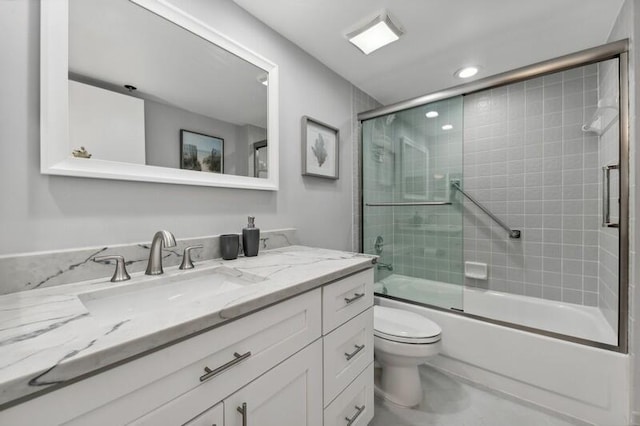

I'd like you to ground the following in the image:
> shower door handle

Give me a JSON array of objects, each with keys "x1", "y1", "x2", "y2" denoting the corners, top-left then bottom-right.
[{"x1": 602, "y1": 164, "x2": 620, "y2": 228}]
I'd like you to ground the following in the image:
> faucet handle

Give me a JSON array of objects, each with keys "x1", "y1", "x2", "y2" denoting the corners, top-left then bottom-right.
[
  {"x1": 259, "y1": 237, "x2": 269, "y2": 249},
  {"x1": 93, "y1": 255, "x2": 131, "y2": 282},
  {"x1": 179, "y1": 245, "x2": 203, "y2": 270}
]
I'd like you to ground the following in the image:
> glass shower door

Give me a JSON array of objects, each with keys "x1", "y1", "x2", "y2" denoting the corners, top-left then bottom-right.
[{"x1": 362, "y1": 96, "x2": 464, "y2": 311}]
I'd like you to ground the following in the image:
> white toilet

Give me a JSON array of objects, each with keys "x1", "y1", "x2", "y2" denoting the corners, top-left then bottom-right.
[{"x1": 373, "y1": 305, "x2": 442, "y2": 407}]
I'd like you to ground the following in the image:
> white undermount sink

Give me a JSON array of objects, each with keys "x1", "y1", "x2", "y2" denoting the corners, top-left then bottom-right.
[{"x1": 79, "y1": 266, "x2": 264, "y2": 321}]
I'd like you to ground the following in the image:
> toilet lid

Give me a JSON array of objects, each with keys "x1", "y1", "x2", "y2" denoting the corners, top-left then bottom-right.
[{"x1": 374, "y1": 305, "x2": 441, "y2": 344}]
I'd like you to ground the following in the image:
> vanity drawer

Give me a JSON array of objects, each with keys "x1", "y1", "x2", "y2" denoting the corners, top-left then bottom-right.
[
  {"x1": 324, "y1": 362, "x2": 374, "y2": 426},
  {"x1": 323, "y1": 307, "x2": 373, "y2": 405},
  {"x1": 322, "y1": 269, "x2": 373, "y2": 334},
  {"x1": 4, "y1": 289, "x2": 321, "y2": 426}
]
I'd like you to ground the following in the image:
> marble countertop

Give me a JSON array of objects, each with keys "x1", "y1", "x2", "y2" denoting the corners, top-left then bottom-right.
[{"x1": 0, "y1": 245, "x2": 375, "y2": 407}]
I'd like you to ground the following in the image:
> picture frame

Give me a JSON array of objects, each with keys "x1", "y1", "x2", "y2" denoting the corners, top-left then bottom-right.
[
  {"x1": 301, "y1": 116, "x2": 339, "y2": 179},
  {"x1": 180, "y1": 129, "x2": 224, "y2": 174}
]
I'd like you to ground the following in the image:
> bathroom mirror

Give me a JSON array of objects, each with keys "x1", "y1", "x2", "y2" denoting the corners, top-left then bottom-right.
[{"x1": 41, "y1": 0, "x2": 279, "y2": 190}]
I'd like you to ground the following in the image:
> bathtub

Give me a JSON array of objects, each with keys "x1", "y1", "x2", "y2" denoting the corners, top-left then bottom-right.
[
  {"x1": 375, "y1": 274, "x2": 629, "y2": 425},
  {"x1": 376, "y1": 274, "x2": 617, "y2": 345}
]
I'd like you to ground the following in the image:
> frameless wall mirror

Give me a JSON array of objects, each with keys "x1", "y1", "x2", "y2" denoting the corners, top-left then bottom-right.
[{"x1": 41, "y1": 0, "x2": 279, "y2": 190}]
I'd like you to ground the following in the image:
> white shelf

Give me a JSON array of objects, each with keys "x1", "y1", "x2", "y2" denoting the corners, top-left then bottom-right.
[{"x1": 582, "y1": 97, "x2": 618, "y2": 136}]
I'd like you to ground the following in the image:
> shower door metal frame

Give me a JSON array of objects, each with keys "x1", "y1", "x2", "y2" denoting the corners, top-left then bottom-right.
[{"x1": 359, "y1": 39, "x2": 630, "y2": 353}]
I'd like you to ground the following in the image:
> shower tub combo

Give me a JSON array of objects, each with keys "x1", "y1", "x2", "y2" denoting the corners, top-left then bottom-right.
[{"x1": 361, "y1": 40, "x2": 630, "y2": 425}]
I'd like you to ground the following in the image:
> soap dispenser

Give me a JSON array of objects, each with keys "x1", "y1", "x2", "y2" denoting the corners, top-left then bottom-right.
[{"x1": 242, "y1": 216, "x2": 260, "y2": 257}]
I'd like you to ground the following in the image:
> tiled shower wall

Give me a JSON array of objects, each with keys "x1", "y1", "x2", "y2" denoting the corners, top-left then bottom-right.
[
  {"x1": 362, "y1": 98, "x2": 464, "y2": 287},
  {"x1": 388, "y1": 100, "x2": 463, "y2": 285},
  {"x1": 361, "y1": 114, "x2": 395, "y2": 265},
  {"x1": 463, "y1": 64, "x2": 602, "y2": 306}
]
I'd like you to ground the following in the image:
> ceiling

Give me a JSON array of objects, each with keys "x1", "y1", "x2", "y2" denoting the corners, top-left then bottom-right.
[{"x1": 232, "y1": 0, "x2": 625, "y2": 105}]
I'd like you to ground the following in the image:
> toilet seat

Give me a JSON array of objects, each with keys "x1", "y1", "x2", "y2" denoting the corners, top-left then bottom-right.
[{"x1": 374, "y1": 305, "x2": 441, "y2": 344}]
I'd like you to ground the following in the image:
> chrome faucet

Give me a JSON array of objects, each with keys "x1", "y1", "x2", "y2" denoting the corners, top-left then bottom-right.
[
  {"x1": 145, "y1": 230, "x2": 177, "y2": 275},
  {"x1": 377, "y1": 262, "x2": 393, "y2": 271}
]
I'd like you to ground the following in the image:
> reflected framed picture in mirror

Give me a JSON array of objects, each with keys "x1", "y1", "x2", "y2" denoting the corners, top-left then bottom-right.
[
  {"x1": 301, "y1": 116, "x2": 339, "y2": 179},
  {"x1": 180, "y1": 130, "x2": 224, "y2": 173}
]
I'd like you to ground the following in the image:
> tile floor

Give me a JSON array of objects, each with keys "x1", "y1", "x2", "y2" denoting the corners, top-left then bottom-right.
[{"x1": 370, "y1": 365, "x2": 586, "y2": 426}]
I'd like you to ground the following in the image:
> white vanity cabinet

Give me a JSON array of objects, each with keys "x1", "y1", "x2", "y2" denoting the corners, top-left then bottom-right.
[{"x1": 0, "y1": 267, "x2": 374, "y2": 426}]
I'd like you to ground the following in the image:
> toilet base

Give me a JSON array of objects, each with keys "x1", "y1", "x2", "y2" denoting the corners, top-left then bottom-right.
[{"x1": 374, "y1": 364, "x2": 423, "y2": 407}]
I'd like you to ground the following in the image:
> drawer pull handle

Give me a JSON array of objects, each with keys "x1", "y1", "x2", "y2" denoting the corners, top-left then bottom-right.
[
  {"x1": 199, "y1": 351, "x2": 252, "y2": 382},
  {"x1": 344, "y1": 293, "x2": 364, "y2": 304},
  {"x1": 344, "y1": 344, "x2": 365, "y2": 361},
  {"x1": 345, "y1": 405, "x2": 365, "y2": 425},
  {"x1": 237, "y1": 402, "x2": 248, "y2": 426}
]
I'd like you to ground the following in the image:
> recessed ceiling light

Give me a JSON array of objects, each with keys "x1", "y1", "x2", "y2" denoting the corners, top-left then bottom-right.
[
  {"x1": 442, "y1": 124, "x2": 453, "y2": 130},
  {"x1": 425, "y1": 111, "x2": 439, "y2": 118},
  {"x1": 347, "y1": 12, "x2": 403, "y2": 55},
  {"x1": 454, "y1": 66, "x2": 479, "y2": 79}
]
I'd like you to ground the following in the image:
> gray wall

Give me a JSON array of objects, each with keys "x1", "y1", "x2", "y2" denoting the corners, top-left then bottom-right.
[
  {"x1": 0, "y1": 0, "x2": 361, "y2": 256},
  {"x1": 145, "y1": 99, "x2": 251, "y2": 176},
  {"x1": 351, "y1": 87, "x2": 381, "y2": 252}
]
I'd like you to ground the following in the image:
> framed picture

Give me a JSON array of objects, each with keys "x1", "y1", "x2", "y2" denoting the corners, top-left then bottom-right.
[
  {"x1": 301, "y1": 116, "x2": 339, "y2": 179},
  {"x1": 180, "y1": 129, "x2": 224, "y2": 173}
]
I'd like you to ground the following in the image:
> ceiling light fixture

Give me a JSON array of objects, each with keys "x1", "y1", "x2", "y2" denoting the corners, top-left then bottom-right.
[
  {"x1": 347, "y1": 12, "x2": 403, "y2": 55},
  {"x1": 442, "y1": 124, "x2": 453, "y2": 130},
  {"x1": 454, "y1": 66, "x2": 479, "y2": 79},
  {"x1": 425, "y1": 111, "x2": 439, "y2": 118}
]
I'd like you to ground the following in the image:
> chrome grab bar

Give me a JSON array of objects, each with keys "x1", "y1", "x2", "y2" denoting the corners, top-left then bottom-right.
[
  {"x1": 451, "y1": 180, "x2": 521, "y2": 239},
  {"x1": 365, "y1": 201, "x2": 452, "y2": 207},
  {"x1": 602, "y1": 164, "x2": 620, "y2": 228}
]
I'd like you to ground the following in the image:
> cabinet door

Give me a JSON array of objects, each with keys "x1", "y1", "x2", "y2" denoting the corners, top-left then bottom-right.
[
  {"x1": 224, "y1": 339, "x2": 322, "y2": 426},
  {"x1": 184, "y1": 402, "x2": 224, "y2": 426}
]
